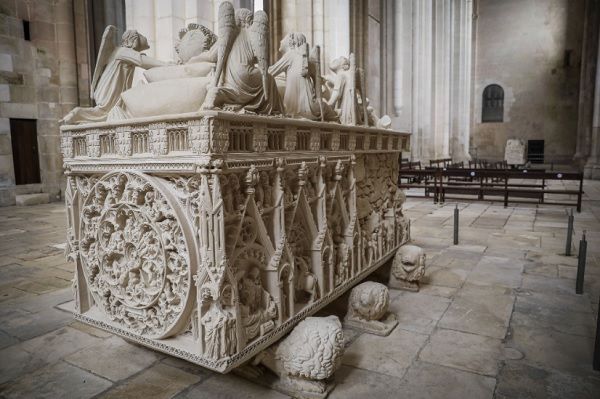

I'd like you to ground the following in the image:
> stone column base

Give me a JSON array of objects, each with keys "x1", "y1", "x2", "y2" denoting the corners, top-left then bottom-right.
[{"x1": 584, "y1": 163, "x2": 600, "y2": 179}]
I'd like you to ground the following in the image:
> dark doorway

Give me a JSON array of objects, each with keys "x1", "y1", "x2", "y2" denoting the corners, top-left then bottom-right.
[
  {"x1": 10, "y1": 119, "x2": 41, "y2": 185},
  {"x1": 527, "y1": 140, "x2": 544, "y2": 164}
]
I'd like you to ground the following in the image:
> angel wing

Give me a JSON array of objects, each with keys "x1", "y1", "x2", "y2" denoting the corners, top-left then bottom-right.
[
  {"x1": 91, "y1": 25, "x2": 117, "y2": 101},
  {"x1": 213, "y1": 1, "x2": 236, "y2": 87},
  {"x1": 249, "y1": 10, "x2": 270, "y2": 100}
]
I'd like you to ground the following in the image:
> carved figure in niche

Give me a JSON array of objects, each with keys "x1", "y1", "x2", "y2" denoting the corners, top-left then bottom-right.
[
  {"x1": 256, "y1": 171, "x2": 272, "y2": 210},
  {"x1": 268, "y1": 33, "x2": 337, "y2": 121},
  {"x1": 344, "y1": 281, "x2": 398, "y2": 336},
  {"x1": 200, "y1": 285, "x2": 236, "y2": 360},
  {"x1": 250, "y1": 316, "x2": 344, "y2": 397},
  {"x1": 239, "y1": 265, "x2": 277, "y2": 341},
  {"x1": 61, "y1": 26, "x2": 168, "y2": 124},
  {"x1": 294, "y1": 259, "x2": 319, "y2": 303},
  {"x1": 222, "y1": 175, "x2": 235, "y2": 214},
  {"x1": 389, "y1": 245, "x2": 426, "y2": 292},
  {"x1": 201, "y1": 2, "x2": 283, "y2": 114}
]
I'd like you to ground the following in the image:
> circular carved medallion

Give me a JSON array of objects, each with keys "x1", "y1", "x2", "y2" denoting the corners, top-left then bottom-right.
[{"x1": 79, "y1": 172, "x2": 194, "y2": 339}]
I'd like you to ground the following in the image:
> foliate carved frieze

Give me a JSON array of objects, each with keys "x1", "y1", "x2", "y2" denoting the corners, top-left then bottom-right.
[
  {"x1": 348, "y1": 133, "x2": 356, "y2": 151},
  {"x1": 331, "y1": 130, "x2": 340, "y2": 151},
  {"x1": 116, "y1": 126, "x2": 132, "y2": 156},
  {"x1": 87, "y1": 131, "x2": 100, "y2": 158},
  {"x1": 253, "y1": 123, "x2": 267, "y2": 153},
  {"x1": 309, "y1": 128, "x2": 320, "y2": 151},
  {"x1": 61, "y1": 130, "x2": 73, "y2": 158},
  {"x1": 284, "y1": 126, "x2": 297, "y2": 151},
  {"x1": 150, "y1": 123, "x2": 168, "y2": 155},
  {"x1": 189, "y1": 119, "x2": 207, "y2": 154}
]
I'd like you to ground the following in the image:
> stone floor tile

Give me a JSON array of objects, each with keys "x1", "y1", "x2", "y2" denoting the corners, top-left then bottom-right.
[
  {"x1": 0, "y1": 328, "x2": 19, "y2": 350},
  {"x1": 69, "y1": 321, "x2": 113, "y2": 338},
  {"x1": 0, "y1": 343, "x2": 48, "y2": 385},
  {"x1": 0, "y1": 307, "x2": 72, "y2": 341},
  {"x1": 520, "y1": 274, "x2": 576, "y2": 296},
  {"x1": 389, "y1": 291, "x2": 451, "y2": 334},
  {"x1": 400, "y1": 361, "x2": 496, "y2": 399},
  {"x1": 423, "y1": 265, "x2": 469, "y2": 288},
  {"x1": 419, "y1": 328, "x2": 503, "y2": 376},
  {"x1": 175, "y1": 372, "x2": 289, "y2": 399},
  {"x1": 495, "y1": 361, "x2": 600, "y2": 399},
  {"x1": 523, "y1": 261, "x2": 558, "y2": 278},
  {"x1": 467, "y1": 256, "x2": 524, "y2": 288},
  {"x1": 507, "y1": 324, "x2": 596, "y2": 376},
  {"x1": 20, "y1": 326, "x2": 101, "y2": 364},
  {"x1": 418, "y1": 283, "x2": 458, "y2": 298},
  {"x1": 438, "y1": 283, "x2": 515, "y2": 339},
  {"x1": 0, "y1": 361, "x2": 112, "y2": 399},
  {"x1": 64, "y1": 336, "x2": 163, "y2": 382},
  {"x1": 98, "y1": 363, "x2": 200, "y2": 399},
  {"x1": 342, "y1": 325, "x2": 428, "y2": 378},
  {"x1": 512, "y1": 291, "x2": 595, "y2": 338},
  {"x1": 329, "y1": 365, "x2": 406, "y2": 399}
]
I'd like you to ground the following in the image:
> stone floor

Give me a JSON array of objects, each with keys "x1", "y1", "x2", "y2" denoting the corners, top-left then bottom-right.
[{"x1": 1, "y1": 181, "x2": 600, "y2": 398}]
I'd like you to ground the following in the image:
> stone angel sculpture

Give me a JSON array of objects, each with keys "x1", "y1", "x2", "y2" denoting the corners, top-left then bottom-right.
[
  {"x1": 323, "y1": 54, "x2": 365, "y2": 126},
  {"x1": 268, "y1": 33, "x2": 338, "y2": 121},
  {"x1": 324, "y1": 54, "x2": 392, "y2": 128},
  {"x1": 200, "y1": 2, "x2": 283, "y2": 114},
  {"x1": 60, "y1": 26, "x2": 168, "y2": 125}
]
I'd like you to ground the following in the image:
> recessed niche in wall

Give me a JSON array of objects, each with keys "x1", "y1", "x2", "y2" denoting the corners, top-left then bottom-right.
[
  {"x1": 482, "y1": 84, "x2": 504, "y2": 123},
  {"x1": 527, "y1": 140, "x2": 544, "y2": 164},
  {"x1": 10, "y1": 119, "x2": 41, "y2": 185}
]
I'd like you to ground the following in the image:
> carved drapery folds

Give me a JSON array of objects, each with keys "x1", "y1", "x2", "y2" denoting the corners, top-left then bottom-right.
[{"x1": 62, "y1": 113, "x2": 409, "y2": 373}]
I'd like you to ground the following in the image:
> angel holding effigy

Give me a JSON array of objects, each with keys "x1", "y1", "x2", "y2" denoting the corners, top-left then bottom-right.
[
  {"x1": 200, "y1": 2, "x2": 283, "y2": 115},
  {"x1": 60, "y1": 26, "x2": 169, "y2": 125}
]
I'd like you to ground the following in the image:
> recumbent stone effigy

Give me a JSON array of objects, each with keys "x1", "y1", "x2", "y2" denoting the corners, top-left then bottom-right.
[{"x1": 60, "y1": 1, "x2": 411, "y2": 389}]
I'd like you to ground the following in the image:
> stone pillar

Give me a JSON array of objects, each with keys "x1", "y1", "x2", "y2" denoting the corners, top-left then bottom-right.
[
  {"x1": 392, "y1": 0, "x2": 413, "y2": 133},
  {"x1": 393, "y1": 0, "x2": 473, "y2": 162},
  {"x1": 411, "y1": 0, "x2": 434, "y2": 161},
  {"x1": 432, "y1": 0, "x2": 452, "y2": 159},
  {"x1": 575, "y1": 0, "x2": 600, "y2": 167},
  {"x1": 449, "y1": 0, "x2": 473, "y2": 161},
  {"x1": 584, "y1": 22, "x2": 600, "y2": 179}
]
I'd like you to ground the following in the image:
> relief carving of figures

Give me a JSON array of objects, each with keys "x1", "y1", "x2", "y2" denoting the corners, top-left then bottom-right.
[
  {"x1": 238, "y1": 265, "x2": 277, "y2": 342},
  {"x1": 268, "y1": 33, "x2": 337, "y2": 121},
  {"x1": 201, "y1": 2, "x2": 283, "y2": 114},
  {"x1": 199, "y1": 284, "x2": 236, "y2": 360},
  {"x1": 78, "y1": 172, "x2": 192, "y2": 338},
  {"x1": 61, "y1": 27, "x2": 168, "y2": 124}
]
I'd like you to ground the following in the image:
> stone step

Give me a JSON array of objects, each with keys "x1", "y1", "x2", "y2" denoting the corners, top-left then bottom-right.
[{"x1": 15, "y1": 193, "x2": 50, "y2": 206}]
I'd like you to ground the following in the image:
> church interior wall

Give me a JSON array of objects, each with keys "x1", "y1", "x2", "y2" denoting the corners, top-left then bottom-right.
[
  {"x1": 471, "y1": 0, "x2": 585, "y2": 163},
  {"x1": 0, "y1": 0, "x2": 78, "y2": 206}
]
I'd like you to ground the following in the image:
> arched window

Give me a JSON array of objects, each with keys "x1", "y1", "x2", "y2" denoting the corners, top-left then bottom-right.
[{"x1": 482, "y1": 84, "x2": 504, "y2": 123}]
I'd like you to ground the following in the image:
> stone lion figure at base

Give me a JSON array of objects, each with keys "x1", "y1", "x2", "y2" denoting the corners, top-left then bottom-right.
[
  {"x1": 389, "y1": 244, "x2": 426, "y2": 292},
  {"x1": 256, "y1": 316, "x2": 344, "y2": 396},
  {"x1": 344, "y1": 281, "x2": 398, "y2": 336}
]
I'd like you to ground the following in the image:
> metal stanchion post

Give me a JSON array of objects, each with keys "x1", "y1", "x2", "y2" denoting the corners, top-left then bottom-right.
[
  {"x1": 594, "y1": 295, "x2": 600, "y2": 371},
  {"x1": 566, "y1": 208, "x2": 574, "y2": 256},
  {"x1": 453, "y1": 204, "x2": 459, "y2": 245},
  {"x1": 575, "y1": 230, "x2": 587, "y2": 295}
]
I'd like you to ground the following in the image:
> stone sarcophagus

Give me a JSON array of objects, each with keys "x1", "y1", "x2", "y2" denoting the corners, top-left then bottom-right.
[{"x1": 61, "y1": 111, "x2": 410, "y2": 372}]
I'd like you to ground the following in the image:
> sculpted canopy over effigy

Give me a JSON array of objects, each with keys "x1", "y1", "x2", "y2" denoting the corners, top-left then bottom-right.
[{"x1": 61, "y1": 2, "x2": 410, "y2": 374}]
